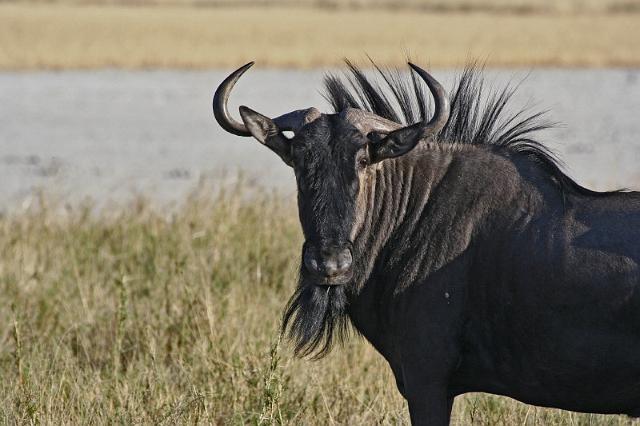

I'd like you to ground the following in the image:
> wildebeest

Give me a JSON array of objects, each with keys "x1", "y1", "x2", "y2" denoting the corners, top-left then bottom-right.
[{"x1": 213, "y1": 61, "x2": 640, "y2": 425}]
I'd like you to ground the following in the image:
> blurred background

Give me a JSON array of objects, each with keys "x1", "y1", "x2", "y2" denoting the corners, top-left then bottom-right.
[
  {"x1": 1, "y1": 0, "x2": 640, "y2": 210},
  {"x1": 1, "y1": 0, "x2": 639, "y2": 424}
]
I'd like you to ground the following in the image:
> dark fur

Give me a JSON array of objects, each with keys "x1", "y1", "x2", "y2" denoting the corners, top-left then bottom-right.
[
  {"x1": 282, "y1": 276, "x2": 350, "y2": 359},
  {"x1": 282, "y1": 115, "x2": 363, "y2": 357},
  {"x1": 285, "y1": 63, "x2": 621, "y2": 360},
  {"x1": 267, "y1": 62, "x2": 640, "y2": 424}
]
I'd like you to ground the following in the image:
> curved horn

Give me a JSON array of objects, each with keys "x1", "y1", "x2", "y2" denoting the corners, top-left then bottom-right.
[
  {"x1": 370, "y1": 63, "x2": 450, "y2": 162},
  {"x1": 214, "y1": 63, "x2": 318, "y2": 137},
  {"x1": 408, "y1": 62, "x2": 450, "y2": 137},
  {"x1": 213, "y1": 62, "x2": 254, "y2": 137}
]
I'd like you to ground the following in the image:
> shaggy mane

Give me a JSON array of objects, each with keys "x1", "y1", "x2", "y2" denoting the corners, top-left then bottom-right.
[{"x1": 323, "y1": 60, "x2": 620, "y2": 197}]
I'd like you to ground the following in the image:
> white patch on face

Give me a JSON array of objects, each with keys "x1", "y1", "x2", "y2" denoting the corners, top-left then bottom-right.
[{"x1": 350, "y1": 166, "x2": 375, "y2": 241}]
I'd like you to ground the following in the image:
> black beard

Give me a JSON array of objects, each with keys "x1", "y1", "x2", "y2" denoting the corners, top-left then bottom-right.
[{"x1": 282, "y1": 272, "x2": 351, "y2": 359}]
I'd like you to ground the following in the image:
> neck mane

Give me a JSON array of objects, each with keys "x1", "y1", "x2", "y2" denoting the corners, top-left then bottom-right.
[{"x1": 324, "y1": 60, "x2": 622, "y2": 201}]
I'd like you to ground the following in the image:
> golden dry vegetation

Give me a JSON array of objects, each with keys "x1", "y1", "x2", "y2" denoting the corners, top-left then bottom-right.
[
  {"x1": 8, "y1": 0, "x2": 640, "y2": 14},
  {"x1": 1, "y1": 185, "x2": 638, "y2": 424},
  {"x1": 0, "y1": 3, "x2": 639, "y2": 69}
]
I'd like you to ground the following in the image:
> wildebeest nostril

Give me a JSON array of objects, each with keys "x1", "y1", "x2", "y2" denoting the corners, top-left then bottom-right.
[
  {"x1": 336, "y1": 248, "x2": 353, "y2": 272},
  {"x1": 303, "y1": 249, "x2": 320, "y2": 274}
]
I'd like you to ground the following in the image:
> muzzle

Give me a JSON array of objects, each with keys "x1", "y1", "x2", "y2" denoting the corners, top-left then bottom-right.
[{"x1": 302, "y1": 240, "x2": 354, "y2": 285}]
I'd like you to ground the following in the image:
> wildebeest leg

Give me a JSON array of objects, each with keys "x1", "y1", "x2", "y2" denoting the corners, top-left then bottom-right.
[
  {"x1": 395, "y1": 270, "x2": 466, "y2": 425},
  {"x1": 446, "y1": 396, "x2": 455, "y2": 423},
  {"x1": 406, "y1": 385, "x2": 452, "y2": 426},
  {"x1": 402, "y1": 363, "x2": 453, "y2": 425}
]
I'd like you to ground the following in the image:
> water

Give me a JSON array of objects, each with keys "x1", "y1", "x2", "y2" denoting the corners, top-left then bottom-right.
[{"x1": 1, "y1": 68, "x2": 639, "y2": 211}]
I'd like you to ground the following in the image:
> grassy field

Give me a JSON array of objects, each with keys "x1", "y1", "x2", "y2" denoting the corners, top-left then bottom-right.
[
  {"x1": 1, "y1": 3, "x2": 639, "y2": 69},
  {"x1": 1, "y1": 183, "x2": 638, "y2": 424}
]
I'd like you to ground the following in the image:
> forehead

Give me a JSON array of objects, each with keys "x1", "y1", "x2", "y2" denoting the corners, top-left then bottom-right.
[{"x1": 294, "y1": 114, "x2": 367, "y2": 150}]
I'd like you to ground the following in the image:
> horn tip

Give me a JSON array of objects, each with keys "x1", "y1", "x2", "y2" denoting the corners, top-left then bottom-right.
[{"x1": 407, "y1": 62, "x2": 426, "y2": 75}]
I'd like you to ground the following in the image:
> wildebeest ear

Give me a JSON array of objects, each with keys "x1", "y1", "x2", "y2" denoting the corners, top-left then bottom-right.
[
  {"x1": 239, "y1": 106, "x2": 293, "y2": 166},
  {"x1": 369, "y1": 126, "x2": 424, "y2": 163}
]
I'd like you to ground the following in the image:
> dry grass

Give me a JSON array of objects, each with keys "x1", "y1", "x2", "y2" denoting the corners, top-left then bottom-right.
[
  {"x1": 1, "y1": 3, "x2": 639, "y2": 70},
  {"x1": 1, "y1": 183, "x2": 638, "y2": 424},
  {"x1": 8, "y1": 0, "x2": 640, "y2": 14}
]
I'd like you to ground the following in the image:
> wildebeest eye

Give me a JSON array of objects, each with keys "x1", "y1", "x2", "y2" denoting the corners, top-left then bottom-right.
[{"x1": 358, "y1": 157, "x2": 369, "y2": 169}]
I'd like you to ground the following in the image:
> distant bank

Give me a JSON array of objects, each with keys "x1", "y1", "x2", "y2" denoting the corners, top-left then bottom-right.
[{"x1": 0, "y1": 4, "x2": 639, "y2": 70}]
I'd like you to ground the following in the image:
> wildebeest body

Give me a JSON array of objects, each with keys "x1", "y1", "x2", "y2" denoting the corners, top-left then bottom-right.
[
  {"x1": 345, "y1": 144, "x2": 640, "y2": 419},
  {"x1": 213, "y1": 61, "x2": 640, "y2": 424}
]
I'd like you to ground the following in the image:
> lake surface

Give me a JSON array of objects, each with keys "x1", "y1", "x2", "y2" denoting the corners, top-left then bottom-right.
[{"x1": 1, "y1": 68, "x2": 639, "y2": 211}]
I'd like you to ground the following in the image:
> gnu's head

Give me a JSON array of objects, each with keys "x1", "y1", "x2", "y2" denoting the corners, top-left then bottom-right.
[
  {"x1": 214, "y1": 62, "x2": 449, "y2": 285},
  {"x1": 213, "y1": 61, "x2": 449, "y2": 357}
]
